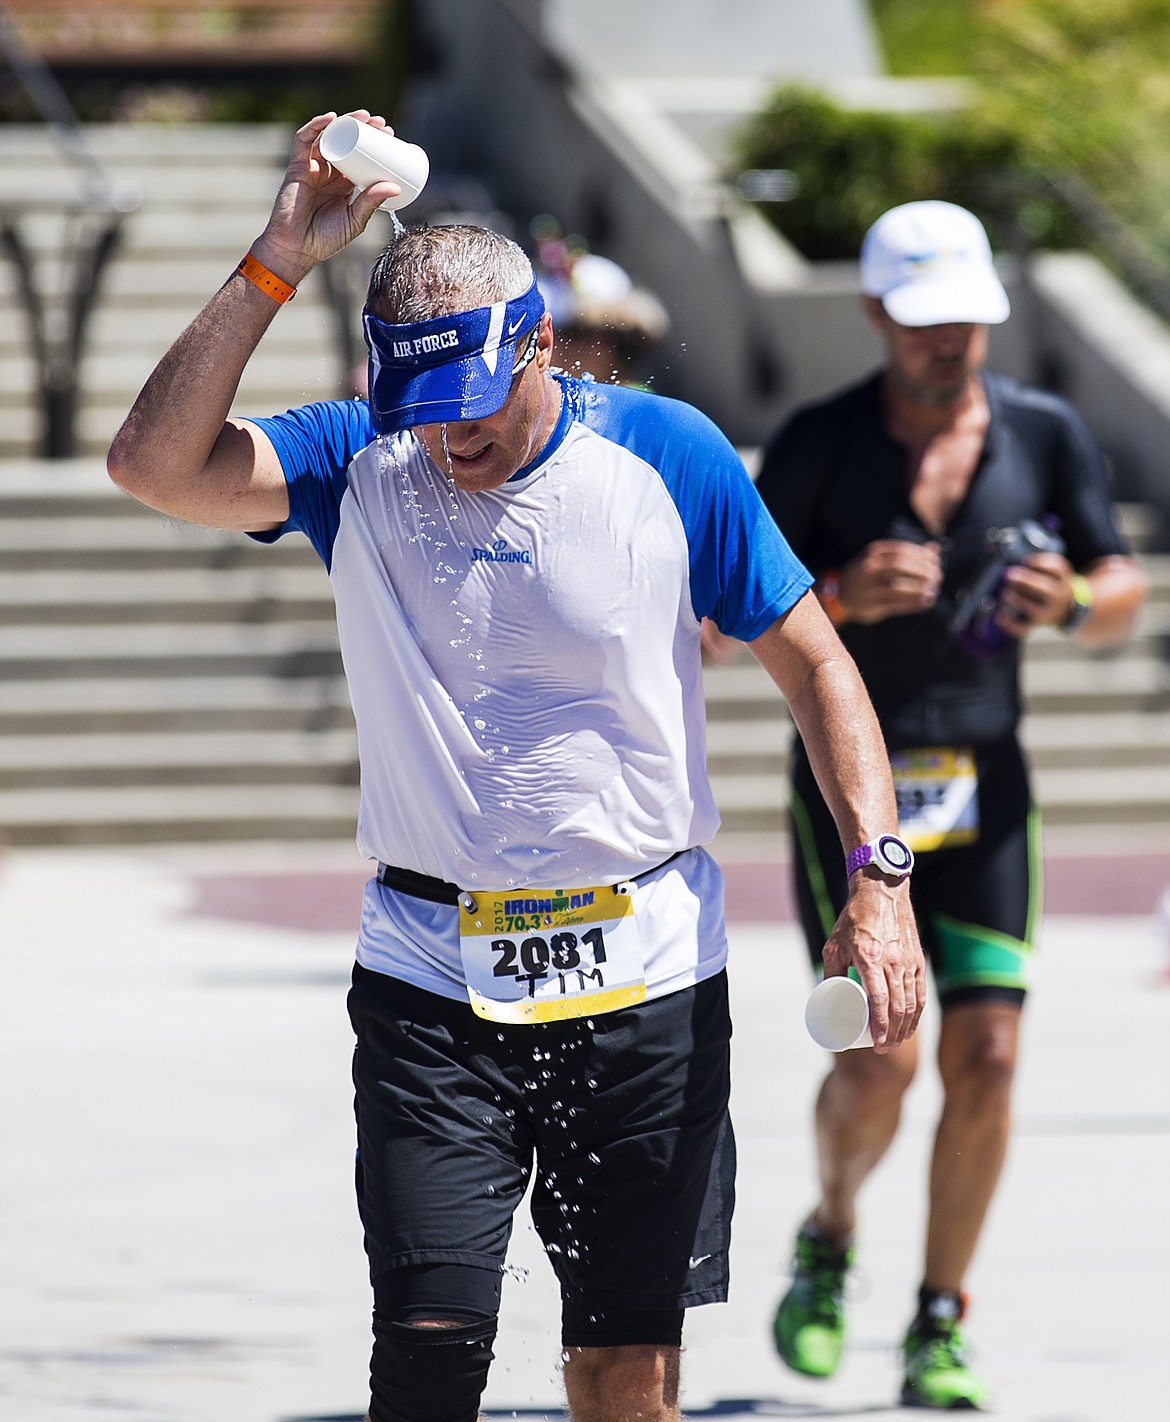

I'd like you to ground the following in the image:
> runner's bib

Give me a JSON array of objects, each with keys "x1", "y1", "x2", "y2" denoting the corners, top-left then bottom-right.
[
  {"x1": 458, "y1": 881, "x2": 647, "y2": 1023},
  {"x1": 890, "y1": 746, "x2": 979, "y2": 853}
]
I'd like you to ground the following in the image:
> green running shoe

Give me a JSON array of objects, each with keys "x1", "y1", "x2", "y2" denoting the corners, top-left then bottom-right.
[
  {"x1": 900, "y1": 1313, "x2": 990, "y2": 1410},
  {"x1": 772, "y1": 1223, "x2": 854, "y2": 1378}
]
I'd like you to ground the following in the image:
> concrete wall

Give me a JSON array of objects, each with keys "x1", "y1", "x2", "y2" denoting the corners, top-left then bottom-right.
[
  {"x1": 542, "y1": 0, "x2": 882, "y2": 79},
  {"x1": 1024, "y1": 253, "x2": 1170, "y2": 522}
]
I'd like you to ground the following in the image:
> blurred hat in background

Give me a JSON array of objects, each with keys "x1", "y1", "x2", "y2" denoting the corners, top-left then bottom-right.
[
  {"x1": 860, "y1": 200, "x2": 1010, "y2": 327},
  {"x1": 532, "y1": 216, "x2": 670, "y2": 347}
]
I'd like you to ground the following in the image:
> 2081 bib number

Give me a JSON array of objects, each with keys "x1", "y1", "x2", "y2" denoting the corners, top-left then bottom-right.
[
  {"x1": 459, "y1": 886, "x2": 644, "y2": 1024},
  {"x1": 492, "y1": 926, "x2": 607, "y2": 977}
]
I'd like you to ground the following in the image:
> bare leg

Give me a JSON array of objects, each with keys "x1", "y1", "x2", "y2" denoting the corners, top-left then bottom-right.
[
  {"x1": 562, "y1": 1344, "x2": 680, "y2": 1422},
  {"x1": 923, "y1": 1000, "x2": 1021, "y2": 1291},
  {"x1": 810, "y1": 1033, "x2": 919, "y2": 1243}
]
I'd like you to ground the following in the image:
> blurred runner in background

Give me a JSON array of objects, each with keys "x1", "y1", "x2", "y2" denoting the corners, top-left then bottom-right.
[{"x1": 756, "y1": 199, "x2": 1147, "y2": 1410}]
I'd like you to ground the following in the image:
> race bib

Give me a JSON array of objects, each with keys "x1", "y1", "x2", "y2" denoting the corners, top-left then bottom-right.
[
  {"x1": 891, "y1": 746, "x2": 980, "y2": 853},
  {"x1": 458, "y1": 881, "x2": 646, "y2": 1024}
]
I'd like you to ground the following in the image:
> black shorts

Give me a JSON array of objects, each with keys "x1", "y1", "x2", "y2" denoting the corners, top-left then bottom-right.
[
  {"x1": 789, "y1": 736, "x2": 1040, "y2": 1007},
  {"x1": 347, "y1": 965, "x2": 735, "y2": 1316}
]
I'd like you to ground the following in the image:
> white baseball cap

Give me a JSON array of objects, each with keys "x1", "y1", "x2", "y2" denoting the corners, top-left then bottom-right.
[{"x1": 860, "y1": 200, "x2": 1010, "y2": 327}]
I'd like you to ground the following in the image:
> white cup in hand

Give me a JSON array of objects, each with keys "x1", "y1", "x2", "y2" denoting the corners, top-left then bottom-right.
[
  {"x1": 318, "y1": 115, "x2": 429, "y2": 212},
  {"x1": 805, "y1": 976, "x2": 873, "y2": 1052}
]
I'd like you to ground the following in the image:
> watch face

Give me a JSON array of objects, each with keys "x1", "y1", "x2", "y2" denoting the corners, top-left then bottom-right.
[{"x1": 877, "y1": 835, "x2": 913, "y2": 873}]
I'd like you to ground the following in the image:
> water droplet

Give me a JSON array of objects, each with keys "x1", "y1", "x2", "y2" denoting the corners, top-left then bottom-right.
[{"x1": 588, "y1": 1151, "x2": 601, "y2": 1164}]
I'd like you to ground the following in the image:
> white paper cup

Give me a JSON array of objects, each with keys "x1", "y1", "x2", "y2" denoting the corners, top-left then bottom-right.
[
  {"x1": 318, "y1": 115, "x2": 429, "y2": 212},
  {"x1": 805, "y1": 976, "x2": 873, "y2": 1052}
]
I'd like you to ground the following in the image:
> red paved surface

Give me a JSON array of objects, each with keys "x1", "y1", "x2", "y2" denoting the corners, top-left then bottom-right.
[{"x1": 188, "y1": 851, "x2": 1170, "y2": 933}]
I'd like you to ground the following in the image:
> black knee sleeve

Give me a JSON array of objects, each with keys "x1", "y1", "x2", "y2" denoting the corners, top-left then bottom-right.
[{"x1": 368, "y1": 1316, "x2": 496, "y2": 1422}]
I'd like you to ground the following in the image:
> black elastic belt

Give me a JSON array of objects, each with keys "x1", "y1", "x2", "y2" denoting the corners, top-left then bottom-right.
[
  {"x1": 377, "y1": 852, "x2": 685, "y2": 905},
  {"x1": 376, "y1": 862, "x2": 462, "y2": 904}
]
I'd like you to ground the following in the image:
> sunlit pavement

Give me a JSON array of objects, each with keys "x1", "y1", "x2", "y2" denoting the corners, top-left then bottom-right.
[{"x1": 1, "y1": 840, "x2": 1167, "y2": 1421}]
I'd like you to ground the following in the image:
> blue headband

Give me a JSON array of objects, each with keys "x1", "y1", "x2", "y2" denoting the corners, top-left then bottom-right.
[{"x1": 363, "y1": 276, "x2": 546, "y2": 435}]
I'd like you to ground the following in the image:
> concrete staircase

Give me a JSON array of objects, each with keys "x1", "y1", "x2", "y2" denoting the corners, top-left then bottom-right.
[
  {"x1": 1, "y1": 460, "x2": 1167, "y2": 846},
  {"x1": 0, "y1": 458, "x2": 359, "y2": 844},
  {"x1": 0, "y1": 123, "x2": 382, "y2": 460}
]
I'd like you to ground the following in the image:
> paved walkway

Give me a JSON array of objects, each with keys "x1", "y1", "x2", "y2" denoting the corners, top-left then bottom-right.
[{"x1": 1, "y1": 841, "x2": 1167, "y2": 1421}]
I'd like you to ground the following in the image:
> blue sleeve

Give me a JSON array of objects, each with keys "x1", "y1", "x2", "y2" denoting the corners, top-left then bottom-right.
[
  {"x1": 246, "y1": 399, "x2": 375, "y2": 571},
  {"x1": 580, "y1": 384, "x2": 813, "y2": 640}
]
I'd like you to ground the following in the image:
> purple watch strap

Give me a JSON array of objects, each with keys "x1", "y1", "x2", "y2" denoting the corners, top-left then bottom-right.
[{"x1": 845, "y1": 843, "x2": 873, "y2": 877}]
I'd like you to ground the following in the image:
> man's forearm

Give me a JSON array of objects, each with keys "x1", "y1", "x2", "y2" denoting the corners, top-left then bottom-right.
[
  {"x1": 787, "y1": 646, "x2": 898, "y2": 856},
  {"x1": 1078, "y1": 555, "x2": 1149, "y2": 648},
  {"x1": 748, "y1": 601, "x2": 924, "y2": 1048},
  {"x1": 749, "y1": 601, "x2": 897, "y2": 855},
  {"x1": 107, "y1": 267, "x2": 284, "y2": 513}
]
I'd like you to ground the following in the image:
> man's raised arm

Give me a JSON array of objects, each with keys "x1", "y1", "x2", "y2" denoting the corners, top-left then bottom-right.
[
  {"x1": 107, "y1": 111, "x2": 398, "y2": 531},
  {"x1": 748, "y1": 592, "x2": 927, "y2": 1052}
]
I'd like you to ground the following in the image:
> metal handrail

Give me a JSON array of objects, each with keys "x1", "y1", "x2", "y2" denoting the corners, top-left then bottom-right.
[
  {"x1": 0, "y1": 3, "x2": 139, "y2": 458},
  {"x1": 980, "y1": 167, "x2": 1170, "y2": 329}
]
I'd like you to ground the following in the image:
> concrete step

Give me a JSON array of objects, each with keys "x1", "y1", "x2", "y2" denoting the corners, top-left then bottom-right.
[
  {"x1": 0, "y1": 729, "x2": 357, "y2": 790},
  {"x1": 1022, "y1": 710, "x2": 1170, "y2": 761},
  {"x1": 74, "y1": 346, "x2": 346, "y2": 400},
  {"x1": 0, "y1": 783, "x2": 361, "y2": 846},
  {"x1": 0, "y1": 621, "x2": 343, "y2": 681},
  {"x1": 0, "y1": 567, "x2": 334, "y2": 624},
  {"x1": 704, "y1": 646, "x2": 1170, "y2": 719},
  {"x1": 704, "y1": 711, "x2": 1170, "y2": 780},
  {"x1": 0, "y1": 517, "x2": 320, "y2": 570},
  {"x1": 1032, "y1": 764, "x2": 1170, "y2": 823},
  {"x1": 0, "y1": 676, "x2": 354, "y2": 735},
  {"x1": 0, "y1": 458, "x2": 153, "y2": 505},
  {"x1": 708, "y1": 762, "x2": 1170, "y2": 833},
  {"x1": 1022, "y1": 656, "x2": 1170, "y2": 712}
]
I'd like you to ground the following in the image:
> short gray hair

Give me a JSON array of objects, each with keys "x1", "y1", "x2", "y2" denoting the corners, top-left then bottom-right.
[{"x1": 366, "y1": 224, "x2": 533, "y2": 323}]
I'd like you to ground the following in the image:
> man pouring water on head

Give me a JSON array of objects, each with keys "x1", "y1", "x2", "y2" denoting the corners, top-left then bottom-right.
[{"x1": 108, "y1": 111, "x2": 925, "y2": 1422}]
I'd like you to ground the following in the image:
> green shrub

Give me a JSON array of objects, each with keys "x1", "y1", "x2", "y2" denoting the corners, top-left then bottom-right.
[{"x1": 732, "y1": 86, "x2": 1075, "y2": 260}]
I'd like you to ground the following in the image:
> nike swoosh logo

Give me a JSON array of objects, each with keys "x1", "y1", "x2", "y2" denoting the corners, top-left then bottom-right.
[
  {"x1": 689, "y1": 1254, "x2": 712, "y2": 1269},
  {"x1": 506, "y1": 314, "x2": 526, "y2": 336}
]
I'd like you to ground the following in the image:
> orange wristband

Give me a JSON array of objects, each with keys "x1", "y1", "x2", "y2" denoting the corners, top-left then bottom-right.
[
  {"x1": 816, "y1": 571, "x2": 848, "y2": 627},
  {"x1": 236, "y1": 252, "x2": 297, "y2": 304}
]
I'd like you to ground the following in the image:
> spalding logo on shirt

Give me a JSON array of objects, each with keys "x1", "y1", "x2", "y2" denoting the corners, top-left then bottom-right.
[{"x1": 471, "y1": 538, "x2": 532, "y2": 565}]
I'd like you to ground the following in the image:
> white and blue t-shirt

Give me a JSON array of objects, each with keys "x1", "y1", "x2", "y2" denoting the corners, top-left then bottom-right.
[{"x1": 251, "y1": 375, "x2": 811, "y2": 1001}]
